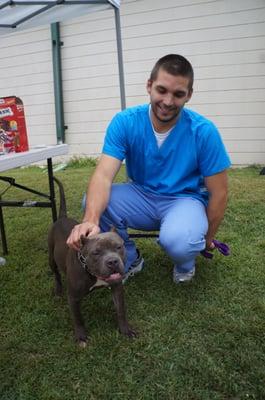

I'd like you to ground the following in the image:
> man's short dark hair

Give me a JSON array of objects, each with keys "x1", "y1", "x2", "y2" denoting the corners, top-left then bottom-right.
[{"x1": 150, "y1": 54, "x2": 194, "y2": 90}]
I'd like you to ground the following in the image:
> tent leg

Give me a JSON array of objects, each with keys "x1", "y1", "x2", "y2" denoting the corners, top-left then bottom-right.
[
  {"x1": 114, "y1": 7, "x2": 126, "y2": 111},
  {"x1": 51, "y1": 22, "x2": 66, "y2": 144}
]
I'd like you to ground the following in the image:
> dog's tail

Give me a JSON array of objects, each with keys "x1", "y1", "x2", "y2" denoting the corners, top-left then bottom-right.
[{"x1": 53, "y1": 176, "x2": 67, "y2": 219}]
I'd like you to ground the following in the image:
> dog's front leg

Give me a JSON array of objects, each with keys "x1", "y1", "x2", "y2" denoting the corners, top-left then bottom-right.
[
  {"x1": 68, "y1": 294, "x2": 88, "y2": 347},
  {"x1": 111, "y1": 284, "x2": 137, "y2": 338}
]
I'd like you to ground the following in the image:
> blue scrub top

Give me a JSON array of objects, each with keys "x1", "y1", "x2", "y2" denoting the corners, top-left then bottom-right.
[{"x1": 102, "y1": 104, "x2": 231, "y2": 205}]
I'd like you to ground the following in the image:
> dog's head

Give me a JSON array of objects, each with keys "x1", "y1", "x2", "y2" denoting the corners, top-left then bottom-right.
[{"x1": 79, "y1": 231, "x2": 126, "y2": 284}]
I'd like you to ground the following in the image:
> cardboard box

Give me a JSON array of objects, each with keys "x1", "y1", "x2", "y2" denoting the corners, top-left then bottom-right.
[{"x1": 0, "y1": 96, "x2": 29, "y2": 153}]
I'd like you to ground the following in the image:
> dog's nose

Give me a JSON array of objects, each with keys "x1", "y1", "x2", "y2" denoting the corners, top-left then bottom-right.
[{"x1": 106, "y1": 258, "x2": 119, "y2": 271}]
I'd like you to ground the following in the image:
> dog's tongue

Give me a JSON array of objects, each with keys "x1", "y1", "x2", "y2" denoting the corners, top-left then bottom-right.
[{"x1": 100, "y1": 273, "x2": 122, "y2": 282}]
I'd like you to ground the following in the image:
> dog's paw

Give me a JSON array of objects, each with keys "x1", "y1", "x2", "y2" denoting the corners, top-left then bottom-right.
[
  {"x1": 127, "y1": 327, "x2": 138, "y2": 338},
  {"x1": 120, "y1": 325, "x2": 138, "y2": 338},
  {"x1": 78, "y1": 340, "x2": 88, "y2": 349},
  {"x1": 75, "y1": 328, "x2": 88, "y2": 347}
]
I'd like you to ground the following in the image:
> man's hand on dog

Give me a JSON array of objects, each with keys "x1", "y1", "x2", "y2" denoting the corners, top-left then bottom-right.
[{"x1": 67, "y1": 221, "x2": 100, "y2": 250}]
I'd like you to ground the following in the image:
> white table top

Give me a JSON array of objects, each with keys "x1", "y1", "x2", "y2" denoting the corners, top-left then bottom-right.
[{"x1": 0, "y1": 144, "x2": 68, "y2": 172}]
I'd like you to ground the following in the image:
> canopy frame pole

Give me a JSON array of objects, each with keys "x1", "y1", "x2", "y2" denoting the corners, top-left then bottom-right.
[
  {"x1": 51, "y1": 22, "x2": 65, "y2": 143},
  {"x1": 114, "y1": 6, "x2": 126, "y2": 110}
]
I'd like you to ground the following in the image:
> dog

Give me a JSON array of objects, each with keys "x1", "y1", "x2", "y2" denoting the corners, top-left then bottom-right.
[{"x1": 48, "y1": 177, "x2": 136, "y2": 347}]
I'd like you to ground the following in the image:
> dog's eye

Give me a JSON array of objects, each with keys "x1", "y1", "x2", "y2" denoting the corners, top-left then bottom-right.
[
  {"x1": 92, "y1": 251, "x2": 100, "y2": 256},
  {"x1": 116, "y1": 245, "x2": 122, "y2": 250}
]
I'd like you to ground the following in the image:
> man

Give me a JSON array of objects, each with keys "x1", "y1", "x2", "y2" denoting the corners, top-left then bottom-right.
[{"x1": 67, "y1": 54, "x2": 231, "y2": 284}]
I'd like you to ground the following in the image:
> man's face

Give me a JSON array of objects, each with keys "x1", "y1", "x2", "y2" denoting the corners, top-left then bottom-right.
[{"x1": 147, "y1": 68, "x2": 193, "y2": 125}]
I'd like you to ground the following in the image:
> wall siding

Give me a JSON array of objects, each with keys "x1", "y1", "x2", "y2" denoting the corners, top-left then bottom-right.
[
  {"x1": 0, "y1": 26, "x2": 56, "y2": 147},
  {"x1": 0, "y1": 0, "x2": 264, "y2": 164}
]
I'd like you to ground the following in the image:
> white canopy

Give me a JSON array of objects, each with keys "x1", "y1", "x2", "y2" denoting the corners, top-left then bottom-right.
[
  {"x1": 0, "y1": 0, "x2": 126, "y2": 138},
  {"x1": 0, "y1": 0, "x2": 120, "y2": 35}
]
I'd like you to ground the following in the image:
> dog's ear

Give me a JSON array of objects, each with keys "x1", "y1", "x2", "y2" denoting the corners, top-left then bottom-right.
[
  {"x1": 110, "y1": 226, "x2": 123, "y2": 241},
  {"x1": 110, "y1": 225, "x2": 117, "y2": 233},
  {"x1": 80, "y1": 234, "x2": 89, "y2": 246}
]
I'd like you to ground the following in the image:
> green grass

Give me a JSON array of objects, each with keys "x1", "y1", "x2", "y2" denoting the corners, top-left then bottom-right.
[{"x1": 0, "y1": 164, "x2": 265, "y2": 400}]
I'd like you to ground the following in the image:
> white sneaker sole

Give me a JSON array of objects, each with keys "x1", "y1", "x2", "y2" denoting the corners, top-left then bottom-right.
[
  {"x1": 173, "y1": 268, "x2": 195, "y2": 284},
  {"x1": 123, "y1": 258, "x2": 144, "y2": 283}
]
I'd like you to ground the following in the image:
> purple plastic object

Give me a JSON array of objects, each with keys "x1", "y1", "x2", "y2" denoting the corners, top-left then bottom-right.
[{"x1": 201, "y1": 239, "x2": 230, "y2": 259}]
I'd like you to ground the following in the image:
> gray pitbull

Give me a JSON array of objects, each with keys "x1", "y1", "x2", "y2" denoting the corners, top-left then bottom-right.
[{"x1": 48, "y1": 177, "x2": 136, "y2": 347}]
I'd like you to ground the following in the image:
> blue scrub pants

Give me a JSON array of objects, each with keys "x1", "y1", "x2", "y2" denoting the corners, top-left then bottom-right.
[{"x1": 84, "y1": 183, "x2": 208, "y2": 273}]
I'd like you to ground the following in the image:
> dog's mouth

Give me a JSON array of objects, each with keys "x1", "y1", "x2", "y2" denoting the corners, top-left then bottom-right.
[{"x1": 97, "y1": 272, "x2": 123, "y2": 283}]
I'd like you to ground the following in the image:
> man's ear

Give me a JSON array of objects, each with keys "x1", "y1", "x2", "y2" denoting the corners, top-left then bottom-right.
[
  {"x1": 186, "y1": 88, "x2": 193, "y2": 103},
  {"x1": 146, "y1": 79, "x2": 152, "y2": 95}
]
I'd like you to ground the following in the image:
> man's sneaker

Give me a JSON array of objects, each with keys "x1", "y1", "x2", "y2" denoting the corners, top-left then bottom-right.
[
  {"x1": 173, "y1": 265, "x2": 195, "y2": 284},
  {"x1": 123, "y1": 250, "x2": 144, "y2": 283}
]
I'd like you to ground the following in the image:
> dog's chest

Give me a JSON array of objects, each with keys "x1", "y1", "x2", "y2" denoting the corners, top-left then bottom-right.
[{"x1": 89, "y1": 278, "x2": 110, "y2": 292}]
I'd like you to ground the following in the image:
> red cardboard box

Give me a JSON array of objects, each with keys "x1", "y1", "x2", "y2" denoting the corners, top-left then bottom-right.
[{"x1": 0, "y1": 96, "x2": 29, "y2": 153}]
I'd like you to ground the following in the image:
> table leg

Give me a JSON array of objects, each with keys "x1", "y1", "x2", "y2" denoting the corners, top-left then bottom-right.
[
  {"x1": 0, "y1": 198, "x2": 8, "y2": 255},
  {"x1": 47, "y1": 158, "x2": 57, "y2": 222}
]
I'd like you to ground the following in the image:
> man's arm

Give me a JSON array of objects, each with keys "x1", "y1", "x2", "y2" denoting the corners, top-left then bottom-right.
[
  {"x1": 204, "y1": 170, "x2": 228, "y2": 250},
  {"x1": 67, "y1": 154, "x2": 122, "y2": 250}
]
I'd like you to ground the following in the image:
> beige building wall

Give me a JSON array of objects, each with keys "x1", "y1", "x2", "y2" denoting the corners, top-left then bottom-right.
[
  {"x1": 0, "y1": 26, "x2": 56, "y2": 145},
  {"x1": 0, "y1": 0, "x2": 264, "y2": 165}
]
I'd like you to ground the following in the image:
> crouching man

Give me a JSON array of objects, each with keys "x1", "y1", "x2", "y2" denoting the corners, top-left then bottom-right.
[{"x1": 67, "y1": 54, "x2": 231, "y2": 284}]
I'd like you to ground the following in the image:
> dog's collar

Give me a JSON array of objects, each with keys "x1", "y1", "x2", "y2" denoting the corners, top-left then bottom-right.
[
  {"x1": 78, "y1": 251, "x2": 90, "y2": 273},
  {"x1": 77, "y1": 251, "x2": 110, "y2": 290}
]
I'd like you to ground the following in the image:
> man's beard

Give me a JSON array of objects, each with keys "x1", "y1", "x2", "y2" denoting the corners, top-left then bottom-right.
[{"x1": 151, "y1": 103, "x2": 181, "y2": 124}]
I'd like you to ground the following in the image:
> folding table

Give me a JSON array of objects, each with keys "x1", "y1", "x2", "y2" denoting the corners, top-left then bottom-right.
[{"x1": 0, "y1": 144, "x2": 68, "y2": 254}]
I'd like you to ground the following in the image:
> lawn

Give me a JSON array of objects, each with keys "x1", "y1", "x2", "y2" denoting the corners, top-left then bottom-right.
[{"x1": 0, "y1": 162, "x2": 265, "y2": 400}]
